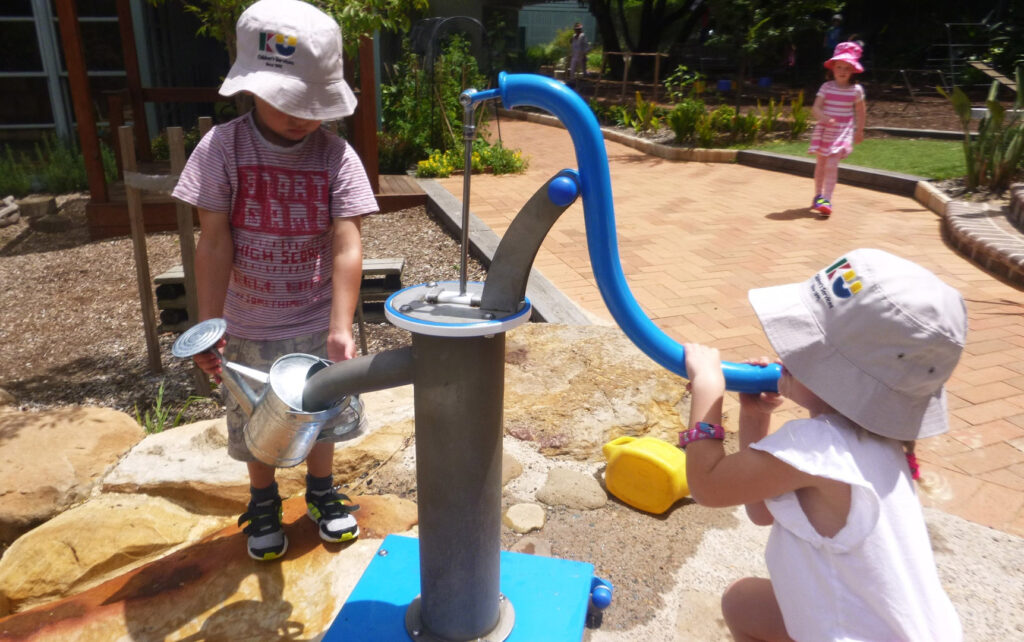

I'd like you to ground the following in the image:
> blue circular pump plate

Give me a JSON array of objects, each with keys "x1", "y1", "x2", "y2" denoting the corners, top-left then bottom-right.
[{"x1": 385, "y1": 281, "x2": 532, "y2": 338}]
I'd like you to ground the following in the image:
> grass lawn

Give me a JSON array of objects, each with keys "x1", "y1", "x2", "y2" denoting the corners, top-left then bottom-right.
[{"x1": 744, "y1": 138, "x2": 965, "y2": 180}]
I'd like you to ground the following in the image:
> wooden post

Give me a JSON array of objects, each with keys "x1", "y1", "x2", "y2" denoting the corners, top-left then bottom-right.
[
  {"x1": 346, "y1": 35, "x2": 379, "y2": 193},
  {"x1": 198, "y1": 116, "x2": 213, "y2": 138},
  {"x1": 118, "y1": 125, "x2": 163, "y2": 373},
  {"x1": 167, "y1": 127, "x2": 208, "y2": 392},
  {"x1": 54, "y1": 0, "x2": 108, "y2": 202}
]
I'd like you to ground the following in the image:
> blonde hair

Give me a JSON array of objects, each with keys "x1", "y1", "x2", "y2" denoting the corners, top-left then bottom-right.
[{"x1": 902, "y1": 440, "x2": 951, "y2": 500}]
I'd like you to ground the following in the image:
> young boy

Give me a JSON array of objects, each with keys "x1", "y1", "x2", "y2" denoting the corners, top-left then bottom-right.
[{"x1": 172, "y1": 0, "x2": 379, "y2": 561}]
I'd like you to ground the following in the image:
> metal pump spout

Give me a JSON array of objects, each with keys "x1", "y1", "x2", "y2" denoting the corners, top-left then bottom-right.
[{"x1": 301, "y1": 347, "x2": 415, "y2": 412}]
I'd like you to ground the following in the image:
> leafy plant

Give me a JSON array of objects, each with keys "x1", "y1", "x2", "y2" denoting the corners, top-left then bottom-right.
[
  {"x1": 695, "y1": 114, "x2": 716, "y2": 148},
  {"x1": 609, "y1": 104, "x2": 634, "y2": 129},
  {"x1": 416, "y1": 149, "x2": 455, "y2": 178},
  {"x1": 732, "y1": 112, "x2": 760, "y2": 144},
  {"x1": 708, "y1": 105, "x2": 737, "y2": 134},
  {"x1": 151, "y1": 127, "x2": 203, "y2": 161},
  {"x1": 377, "y1": 131, "x2": 419, "y2": 174},
  {"x1": 938, "y1": 66, "x2": 1024, "y2": 192},
  {"x1": 0, "y1": 147, "x2": 32, "y2": 196},
  {"x1": 477, "y1": 140, "x2": 527, "y2": 175},
  {"x1": 663, "y1": 64, "x2": 706, "y2": 103},
  {"x1": 756, "y1": 98, "x2": 781, "y2": 136},
  {"x1": 631, "y1": 92, "x2": 662, "y2": 135},
  {"x1": 134, "y1": 382, "x2": 205, "y2": 434},
  {"x1": 788, "y1": 90, "x2": 811, "y2": 139},
  {"x1": 667, "y1": 98, "x2": 705, "y2": 144}
]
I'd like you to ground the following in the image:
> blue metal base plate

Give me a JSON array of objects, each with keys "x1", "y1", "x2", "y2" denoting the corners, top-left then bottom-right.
[{"x1": 325, "y1": 534, "x2": 594, "y2": 641}]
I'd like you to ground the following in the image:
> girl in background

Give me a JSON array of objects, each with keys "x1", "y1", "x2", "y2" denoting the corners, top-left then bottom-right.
[{"x1": 809, "y1": 41, "x2": 866, "y2": 217}]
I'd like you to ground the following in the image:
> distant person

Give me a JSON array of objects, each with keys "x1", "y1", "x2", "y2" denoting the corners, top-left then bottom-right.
[
  {"x1": 568, "y1": 22, "x2": 590, "y2": 83},
  {"x1": 824, "y1": 13, "x2": 843, "y2": 56},
  {"x1": 173, "y1": 0, "x2": 378, "y2": 561},
  {"x1": 808, "y1": 41, "x2": 866, "y2": 217},
  {"x1": 681, "y1": 248, "x2": 966, "y2": 641}
]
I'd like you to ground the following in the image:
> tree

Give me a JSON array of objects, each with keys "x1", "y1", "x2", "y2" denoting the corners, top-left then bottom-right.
[
  {"x1": 704, "y1": 0, "x2": 841, "y2": 97},
  {"x1": 586, "y1": 0, "x2": 705, "y2": 78},
  {"x1": 151, "y1": 0, "x2": 428, "y2": 61}
]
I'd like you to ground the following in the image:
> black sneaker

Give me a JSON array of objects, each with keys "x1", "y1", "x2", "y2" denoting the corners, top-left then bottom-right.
[
  {"x1": 238, "y1": 496, "x2": 288, "y2": 561},
  {"x1": 306, "y1": 486, "x2": 360, "y2": 542}
]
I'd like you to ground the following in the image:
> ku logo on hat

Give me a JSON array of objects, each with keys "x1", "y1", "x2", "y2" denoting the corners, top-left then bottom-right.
[
  {"x1": 825, "y1": 258, "x2": 863, "y2": 298},
  {"x1": 260, "y1": 31, "x2": 297, "y2": 57}
]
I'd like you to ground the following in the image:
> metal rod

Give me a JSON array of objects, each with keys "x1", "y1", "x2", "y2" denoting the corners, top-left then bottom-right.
[{"x1": 459, "y1": 92, "x2": 476, "y2": 296}]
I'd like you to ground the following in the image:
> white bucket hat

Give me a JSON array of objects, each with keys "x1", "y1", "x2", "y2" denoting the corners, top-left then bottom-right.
[
  {"x1": 218, "y1": 0, "x2": 357, "y2": 120},
  {"x1": 748, "y1": 248, "x2": 967, "y2": 441}
]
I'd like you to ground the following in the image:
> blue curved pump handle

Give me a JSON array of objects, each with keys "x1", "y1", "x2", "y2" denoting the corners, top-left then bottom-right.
[{"x1": 468, "y1": 73, "x2": 781, "y2": 394}]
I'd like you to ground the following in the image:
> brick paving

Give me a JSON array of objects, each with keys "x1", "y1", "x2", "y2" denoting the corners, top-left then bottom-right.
[{"x1": 436, "y1": 118, "x2": 1024, "y2": 537}]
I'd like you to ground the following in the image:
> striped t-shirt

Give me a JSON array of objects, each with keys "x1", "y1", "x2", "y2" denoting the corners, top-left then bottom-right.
[
  {"x1": 808, "y1": 81, "x2": 865, "y2": 158},
  {"x1": 172, "y1": 112, "x2": 379, "y2": 340}
]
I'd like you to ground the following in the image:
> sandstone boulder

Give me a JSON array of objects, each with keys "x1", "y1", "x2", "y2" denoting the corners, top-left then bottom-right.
[
  {"x1": 0, "y1": 494, "x2": 233, "y2": 616},
  {"x1": 0, "y1": 407, "x2": 144, "y2": 545},
  {"x1": 504, "y1": 324, "x2": 688, "y2": 458},
  {"x1": 0, "y1": 495, "x2": 417, "y2": 640}
]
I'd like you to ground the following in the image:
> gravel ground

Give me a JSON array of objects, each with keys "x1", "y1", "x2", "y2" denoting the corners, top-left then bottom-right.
[{"x1": 0, "y1": 200, "x2": 484, "y2": 425}]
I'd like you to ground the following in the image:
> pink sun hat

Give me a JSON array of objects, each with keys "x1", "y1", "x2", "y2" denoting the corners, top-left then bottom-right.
[{"x1": 825, "y1": 41, "x2": 864, "y2": 73}]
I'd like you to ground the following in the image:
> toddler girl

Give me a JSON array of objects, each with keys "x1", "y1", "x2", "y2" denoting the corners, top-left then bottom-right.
[
  {"x1": 808, "y1": 42, "x2": 866, "y2": 217},
  {"x1": 680, "y1": 248, "x2": 964, "y2": 640}
]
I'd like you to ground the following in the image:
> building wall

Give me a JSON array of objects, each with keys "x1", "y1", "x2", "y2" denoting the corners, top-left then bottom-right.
[{"x1": 518, "y1": 1, "x2": 594, "y2": 48}]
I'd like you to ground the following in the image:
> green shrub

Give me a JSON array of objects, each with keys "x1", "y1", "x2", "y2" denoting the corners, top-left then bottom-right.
[
  {"x1": 0, "y1": 147, "x2": 32, "y2": 196},
  {"x1": 631, "y1": 92, "x2": 662, "y2": 135},
  {"x1": 663, "y1": 64, "x2": 706, "y2": 103},
  {"x1": 695, "y1": 114, "x2": 716, "y2": 148},
  {"x1": 732, "y1": 112, "x2": 760, "y2": 144},
  {"x1": 378, "y1": 131, "x2": 419, "y2": 174},
  {"x1": 416, "y1": 149, "x2": 455, "y2": 178},
  {"x1": 938, "y1": 68, "x2": 1024, "y2": 192},
  {"x1": 788, "y1": 90, "x2": 811, "y2": 139},
  {"x1": 668, "y1": 98, "x2": 705, "y2": 143},
  {"x1": 708, "y1": 105, "x2": 736, "y2": 133},
  {"x1": 478, "y1": 140, "x2": 527, "y2": 175},
  {"x1": 150, "y1": 127, "x2": 202, "y2": 161},
  {"x1": 756, "y1": 98, "x2": 781, "y2": 135}
]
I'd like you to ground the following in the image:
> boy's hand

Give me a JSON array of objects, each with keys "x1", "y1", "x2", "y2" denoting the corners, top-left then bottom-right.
[
  {"x1": 738, "y1": 356, "x2": 784, "y2": 416},
  {"x1": 192, "y1": 338, "x2": 226, "y2": 381},
  {"x1": 327, "y1": 329, "x2": 357, "y2": 362}
]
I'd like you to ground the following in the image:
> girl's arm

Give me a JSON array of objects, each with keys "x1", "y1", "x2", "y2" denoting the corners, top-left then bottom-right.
[
  {"x1": 193, "y1": 208, "x2": 234, "y2": 377},
  {"x1": 736, "y1": 361, "x2": 784, "y2": 524},
  {"x1": 327, "y1": 215, "x2": 363, "y2": 363},
  {"x1": 854, "y1": 93, "x2": 866, "y2": 144},
  {"x1": 683, "y1": 345, "x2": 824, "y2": 511},
  {"x1": 810, "y1": 92, "x2": 829, "y2": 123}
]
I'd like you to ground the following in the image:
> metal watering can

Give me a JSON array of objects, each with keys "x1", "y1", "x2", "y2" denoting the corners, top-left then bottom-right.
[{"x1": 171, "y1": 318, "x2": 362, "y2": 468}]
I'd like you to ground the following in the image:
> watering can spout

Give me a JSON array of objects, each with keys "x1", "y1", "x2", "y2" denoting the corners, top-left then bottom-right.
[{"x1": 219, "y1": 362, "x2": 264, "y2": 418}]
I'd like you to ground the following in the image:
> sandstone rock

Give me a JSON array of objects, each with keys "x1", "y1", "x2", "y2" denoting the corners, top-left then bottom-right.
[
  {"x1": 0, "y1": 494, "x2": 233, "y2": 616},
  {"x1": 0, "y1": 389, "x2": 15, "y2": 407},
  {"x1": 102, "y1": 387, "x2": 417, "y2": 515},
  {"x1": 504, "y1": 324, "x2": 688, "y2": 459},
  {"x1": 0, "y1": 494, "x2": 417, "y2": 640},
  {"x1": 503, "y1": 503, "x2": 546, "y2": 534},
  {"x1": 0, "y1": 407, "x2": 144, "y2": 545},
  {"x1": 536, "y1": 467, "x2": 607, "y2": 510},
  {"x1": 501, "y1": 452, "x2": 523, "y2": 485}
]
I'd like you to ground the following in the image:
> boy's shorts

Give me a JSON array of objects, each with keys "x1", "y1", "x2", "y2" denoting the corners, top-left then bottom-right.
[{"x1": 222, "y1": 331, "x2": 328, "y2": 463}]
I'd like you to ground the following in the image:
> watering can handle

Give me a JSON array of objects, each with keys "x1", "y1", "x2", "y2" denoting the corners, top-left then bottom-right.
[{"x1": 466, "y1": 74, "x2": 781, "y2": 394}]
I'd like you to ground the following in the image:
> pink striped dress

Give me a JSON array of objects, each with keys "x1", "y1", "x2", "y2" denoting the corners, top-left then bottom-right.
[
  {"x1": 172, "y1": 112, "x2": 379, "y2": 340},
  {"x1": 808, "y1": 80, "x2": 865, "y2": 159}
]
